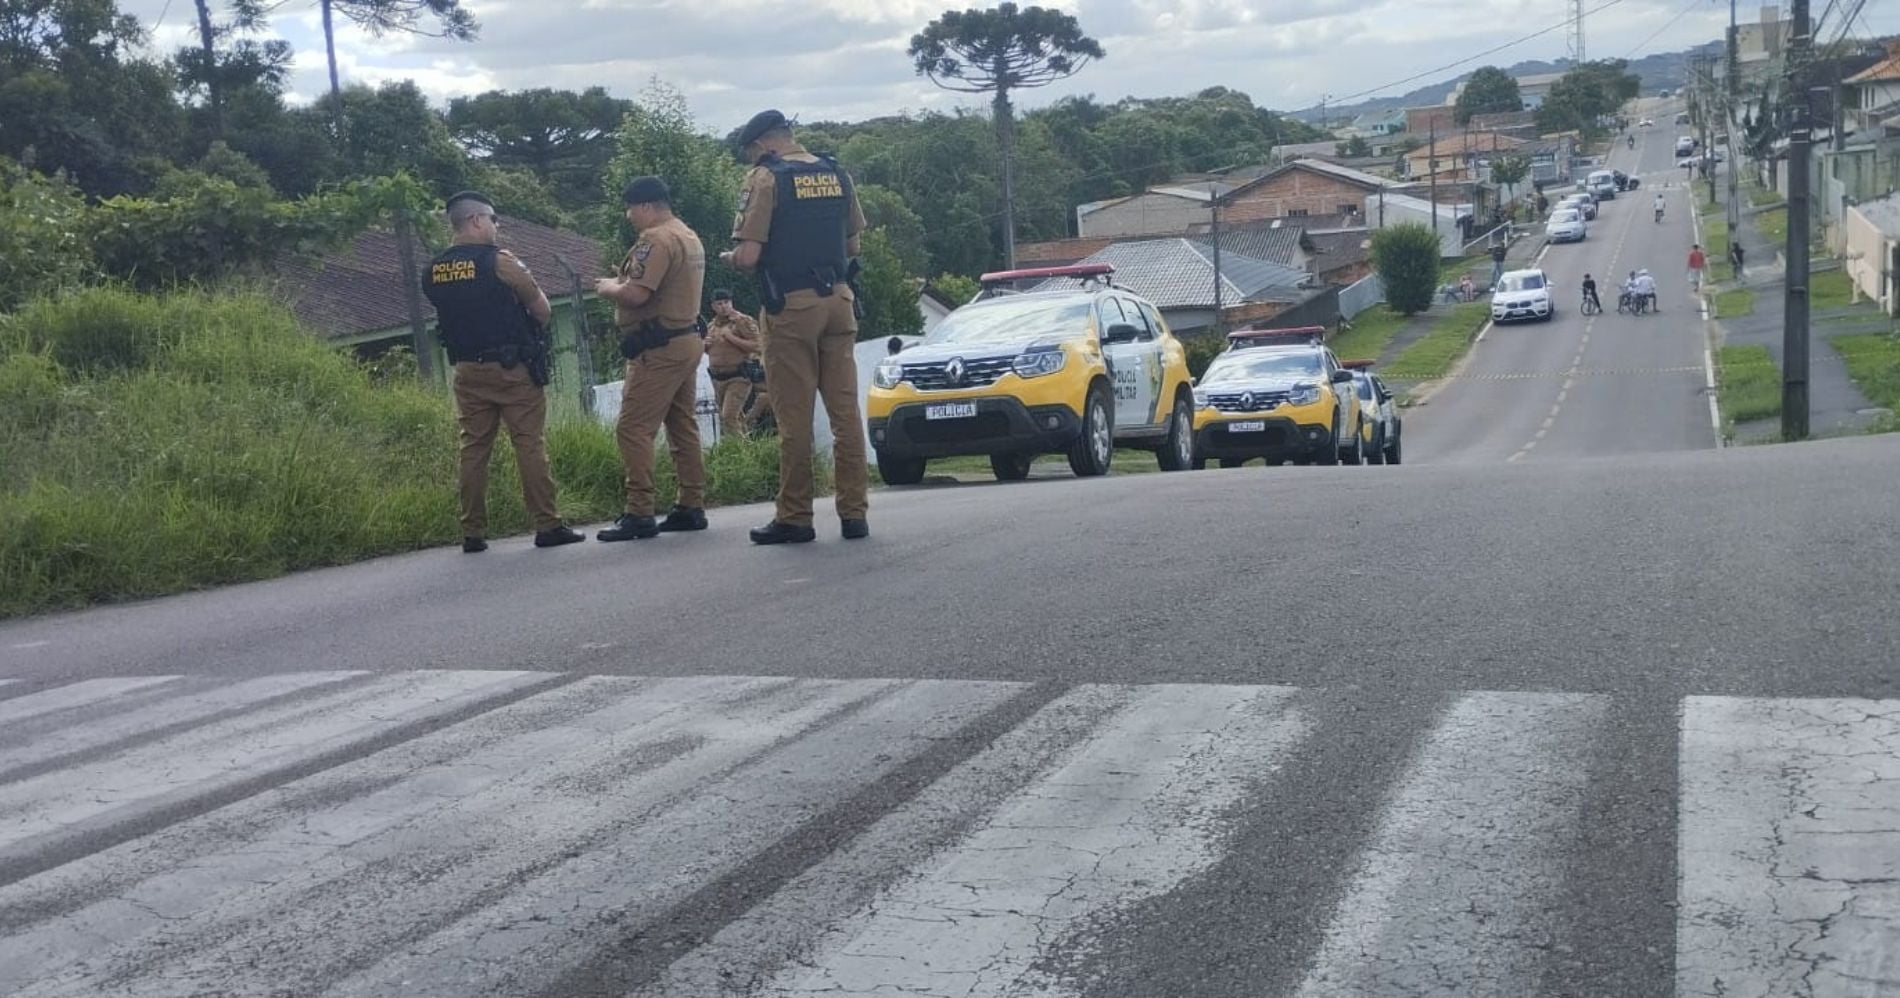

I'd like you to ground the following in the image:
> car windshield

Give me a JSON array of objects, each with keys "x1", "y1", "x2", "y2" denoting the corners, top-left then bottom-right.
[
  {"x1": 925, "y1": 296, "x2": 1094, "y2": 346},
  {"x1": 1202, "y1": 350, "x2": 1323, "y2": 383},
  {"x1": 1497, "y1": 273, "x2": 1546, "y2": 292},
  {"x1": 1551, "y1": 211, "x2": 1580, "y2": 223}
]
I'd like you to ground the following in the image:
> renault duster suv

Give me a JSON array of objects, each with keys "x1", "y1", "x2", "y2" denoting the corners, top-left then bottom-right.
[
  {"x1": 866, "y1": 264, "x2": 1197, "y2": 483},
  {"x1": 1190, "y1": 328, "x2": 1366, "y2": 467}
]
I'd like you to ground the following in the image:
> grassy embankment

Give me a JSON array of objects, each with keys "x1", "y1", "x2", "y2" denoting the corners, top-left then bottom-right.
[
  {"x1": 1385, "y1": 302, "x2": 1492, "y2": 381},
  {"x1": 0, "y1": 288, "x2": 804, "y2": 617},
  {"x1": 1716, "y1": 344, "x2": 1782, "y2": 429}
]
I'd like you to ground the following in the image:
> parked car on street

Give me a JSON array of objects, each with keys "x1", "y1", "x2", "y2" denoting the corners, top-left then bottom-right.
[
  {"x1": 1546, "y1": 209, "x2": 1587, "y2": 243},
  {"x1": 1587, "y1": 170, "x2": 1618, "y2": 199},
  {"x1": 867, "y1": 264, "x2": 1196, "y2": 483},
  {"x1": 1345, "y1": 363, "x2": 1403, "y2": 465},
  {"x1": 1491, "y1": 268, "x2": 1554, "y2": 324},
  {"x1": 1560, "y1": 192, "x2": 1597, "y2": 220},
  {"x1": 1190, "y1": 328, "x2": 1366, "y2": 467}
]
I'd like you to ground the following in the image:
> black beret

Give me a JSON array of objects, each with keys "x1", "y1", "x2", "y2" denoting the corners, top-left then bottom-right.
[
  {"x1": 710, "y1": 288, "x2": 733, "y2": 301},
  {"x1": 621, "y1": 176, "x2": 671, "y2": 205},
  {"x1": 444, "y1": 190, "x2": 494, "y2": 211},
  {"x1": 737, "y1": 109, "x2": 788, "y2": 149}
]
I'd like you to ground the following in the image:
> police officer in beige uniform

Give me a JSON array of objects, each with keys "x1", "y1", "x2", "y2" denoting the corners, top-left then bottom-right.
[
  {"x1": 594, "y1": 176, "x2": 709, "y2": 541},
  {"x1": 722, "y1": 110, "x2": 870, "y2": 544},
  {"x1": 421, "y1": 191, "x2": 585, "y2": 553},
  {"x1": 704, "y1": 289, "x2": 762, "y2": 437}
]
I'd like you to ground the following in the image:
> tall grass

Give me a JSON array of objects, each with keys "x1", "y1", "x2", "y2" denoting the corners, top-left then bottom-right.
[{"x1": 0, "y1": 288, "x2": 802, "y2": 617}]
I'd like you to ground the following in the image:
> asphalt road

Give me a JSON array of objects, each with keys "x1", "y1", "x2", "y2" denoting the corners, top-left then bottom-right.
[
  {"x1": 1413, "y1": 101, "x2": 1721, "y2": 465},
  {"x1": 4, "y1": 104, "x2": 1899, "y2": 998}
]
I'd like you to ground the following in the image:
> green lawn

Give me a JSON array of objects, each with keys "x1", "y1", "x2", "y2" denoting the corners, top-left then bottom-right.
[
  {"x1": 1329, "y1": 305, "x2": 1410, "y2": 363},
  {"x1": 1700, "y1": 218, "x2": 1733, "y2": 283},
  {"x1": 1747, "y1": 184, "x2": 1784, "y2": 207},
  {"x1": 1714, "y1": 287, "x2": 1755, "y2": 318},
  {"x1": 1440, "y1": 252, "x2": 1488, "y2": 285},
  {"x1": 1718, "y1": 344, "x2": 1782, "y2": 425},
  {"x1": 1755, "y1": 205, "x2": 1787, "y2": 244},
  {"x1": 1386, "y1": 302, "x2": 1491, "y2": 380},
  {"x1": 1834, "y1": 334, "x2": 1900, "y2": 412},
  {"x1": 1811, "y1": 269, "x2": 1856, "y2": 310}
]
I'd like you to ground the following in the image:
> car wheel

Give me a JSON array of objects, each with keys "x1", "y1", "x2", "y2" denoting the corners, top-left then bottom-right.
[
  {"x1": 1156, "y1": 395, "x2": 1194, "y2": 472},
  {"x1": 1366, "y1": 429, "x2": 1387, "y2": 465},
  {"x1": 1067, "y1": 382, "x2": 1114, "y2": 477},
  {"x1": 1190, "y1": 455, "x2": 1207, "y2": 471},
  {"x1": 876, "y1": 451, "x2": 926, "y2": 486},
  {"x1": 989, "y1": 452, "x2": 1034, "y2": 481},
  {"x1": 1219, "y1": 457, "x2": 1246, "y2": 469},
  {"x1": 1385, "y1": 434, "x2": 1402, "y2": 465},
  {"x1": 1316, "y1": 419, "x2": 1342, "y2": 466},
  {"x1": 1340, "y1": 419, "x2": 1363, "y2": 465}
]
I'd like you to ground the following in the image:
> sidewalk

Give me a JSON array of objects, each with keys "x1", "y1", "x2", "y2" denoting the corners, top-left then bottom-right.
[{"x1": 1711, "y1": 200, "x2": 1885, "y2": 442}]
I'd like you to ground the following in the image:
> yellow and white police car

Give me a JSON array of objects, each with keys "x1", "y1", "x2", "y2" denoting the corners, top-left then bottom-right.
[
  {"x1": 1190, "y1": 327, "x2": 1366, "y2": 467},
  {"x1": 866, "y1": 264, "x2": 1197, "y2": 483}
]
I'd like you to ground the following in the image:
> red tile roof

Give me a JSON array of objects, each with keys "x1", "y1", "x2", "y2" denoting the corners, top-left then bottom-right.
[{"x1": 272, "y1": 215, "x2": 610, "y2": 340}]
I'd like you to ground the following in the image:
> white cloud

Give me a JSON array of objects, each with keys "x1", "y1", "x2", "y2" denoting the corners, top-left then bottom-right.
[{"x1": 114, "y1": 0, "x2": 1900, "y2": 126}]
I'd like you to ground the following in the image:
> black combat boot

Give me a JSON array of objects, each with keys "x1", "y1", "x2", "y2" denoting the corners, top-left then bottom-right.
[
  {"x1": 841, "y1": 519, "x2": 870, "y2": 540},
  {"x1": 534, "y1": 525, "x2": 586, "y2": 547},
  {"x1": 749, "y1": 520, "x2": 817, "y2": 545},
  {"x1": 597, "y1": 514, "x2": 660, "y2": 542},
  {"x1": 657, "y1": 506, "x2": 708, "y2": 532},
  {"x1": 462, "y1": 537, "x2": 488, "y2": 553}
]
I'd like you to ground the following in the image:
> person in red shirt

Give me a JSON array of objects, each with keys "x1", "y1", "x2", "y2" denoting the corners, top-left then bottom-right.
[{"x1": 1687, "y1": 244, "x2": 1707, "y2": 290}]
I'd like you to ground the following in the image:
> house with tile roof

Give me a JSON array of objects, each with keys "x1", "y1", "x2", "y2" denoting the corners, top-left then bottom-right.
[
  {"x1": 272, "y1": 215, "x2": 610, "y2": 406},
  {"x1": 1217, "y1": 159, "x2": 1397, "y2": 225},
  {"x1": 1846, "y1": 41, "x2": 1900, "y2": 133}
]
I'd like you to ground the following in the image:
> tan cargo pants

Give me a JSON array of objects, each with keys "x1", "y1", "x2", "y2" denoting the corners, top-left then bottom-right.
[
  {"x1": 762, "y1": 292, "x2": 868, "y2": 527},
  {"x1": 616, "y1": 333, "x2": 706, "y2": 516},
  {"x1": 714, "y1": 374, "x2": 751, "y2": 438},
  {"x1": 452, "y1": 361, "x2": 561, "y2": 536}
]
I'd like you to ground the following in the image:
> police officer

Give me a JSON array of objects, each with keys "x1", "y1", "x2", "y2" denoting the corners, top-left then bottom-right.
[
  {"x1": 722, "y1": 109, "x2": 870, "y2": 545},
  {"x1": 421, "y1": 191, "x2": 584, "y2": 553},
  {"x1": 705, "y1": 289, "x2": 762, "y2": 437},
  {"x1": 594, "y1": 176, "x2": 709, "y2": 542}
]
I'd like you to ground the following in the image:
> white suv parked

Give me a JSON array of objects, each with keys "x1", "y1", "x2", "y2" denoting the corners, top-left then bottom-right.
[{"x1": 1491, "y1": 268, "x2": 1554, "y2": 324}]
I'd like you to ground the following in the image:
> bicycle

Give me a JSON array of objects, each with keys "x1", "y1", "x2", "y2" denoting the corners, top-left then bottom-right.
[{"x1": 1581, "y1": 291, "x2": 1602, "y2": 315}]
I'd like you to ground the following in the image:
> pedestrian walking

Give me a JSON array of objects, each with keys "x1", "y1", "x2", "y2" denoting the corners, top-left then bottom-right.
[
  {"x1": 420, "y1": 191, "x2": 585, "y2": 554},
  {"x1": 1730, "y1": 240, "x2": 1746, "y2": 277},
  {"x1": 721, "y1": 109, "x2": 872, "y2": 545},
  {"x1": 1687, "y1": 243, "x2": 1707, "y2": 291},
  {"x1": 1489, "y1": 241, "x2": 1507, "y2": 288}
]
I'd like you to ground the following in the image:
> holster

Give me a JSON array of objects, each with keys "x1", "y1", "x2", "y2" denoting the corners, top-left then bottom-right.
[{"x1": 618, "y1": 320, "x2": 698, "y2": 361}]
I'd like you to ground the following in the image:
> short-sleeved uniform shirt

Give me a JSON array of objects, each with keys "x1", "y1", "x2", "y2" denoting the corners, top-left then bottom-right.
[
  {"x1": 731, "y1": 143, "x2": 867, "y2": 304},
  {"x1": 615, "y1": 217, "x2": 706, "y2": 329},
  {"x1": 452, "y1": 233, "x2": 548, "y2": 321}
]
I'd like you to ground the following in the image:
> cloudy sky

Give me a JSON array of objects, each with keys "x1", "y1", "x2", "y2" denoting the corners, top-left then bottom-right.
[{"x1": 124, "y1": 0, "x2": 1900, "y2": 130}]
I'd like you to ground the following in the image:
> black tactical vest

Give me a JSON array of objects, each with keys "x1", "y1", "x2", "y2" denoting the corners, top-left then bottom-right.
[
  {"x1": 758, "y1": 155, "x2": 852, "y2": 300},
  {"x1": 421, "y1": 243, "x2": 535, "y2": 361}
]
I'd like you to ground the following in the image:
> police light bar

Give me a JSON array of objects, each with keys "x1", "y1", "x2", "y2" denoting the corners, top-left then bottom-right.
[
  {"x1": 1228, "y1": 325, "x2": 1327, "y2": 342},
  {"x1": 977, "y1": 263, "x2": 1116, "y2": 287}
]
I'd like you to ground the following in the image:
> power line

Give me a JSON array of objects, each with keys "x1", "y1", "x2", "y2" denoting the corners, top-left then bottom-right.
[
  {"x1": 1623, "y1": 0, "x2": 1710, "y2": 61},
  {"x1": 1301, "y1": 0, "x2": 1636, "y2": 110}
]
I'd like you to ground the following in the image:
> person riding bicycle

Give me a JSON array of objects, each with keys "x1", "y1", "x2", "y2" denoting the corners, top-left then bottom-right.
[
  {"x1": 1582, "y1": 273, "x2": 1602, "y2": 313},
  {"x1": 1628, "y1": 134, "x2": 1635, "y2": 149},
  {"x1": 1633, "y1": 268, "x2": 1659, "y2": 312},
  {"x1": 1618, "y1": 270, "x2": 1642, "y2": 313},
  {"x1": 1653, "y1": 192, "x2": 1666, "y2": 222}
]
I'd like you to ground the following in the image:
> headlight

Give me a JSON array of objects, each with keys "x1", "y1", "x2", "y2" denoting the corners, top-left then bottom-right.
[
  {"x1": 1290, "y1": 384, "x2": 1321, "y2": 406},
  {"x1": 872, "y1": 359, "x2": 904, "y2": 389},
  {"x1": 1192, "y1": 388, "x2": 1211, "y2": 408},
  {"x1": 1012, "y1": 348, "x2": 1065, "y2": 379}
]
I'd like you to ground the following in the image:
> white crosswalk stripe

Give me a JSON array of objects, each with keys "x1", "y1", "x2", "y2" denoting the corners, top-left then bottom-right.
[{"x1": 0, "y1": 671, "x2": 1895, "y2": 997}]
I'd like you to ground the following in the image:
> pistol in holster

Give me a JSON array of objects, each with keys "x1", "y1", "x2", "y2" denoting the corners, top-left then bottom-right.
[{"x1": 845, "y1": 258, "x2": 866, "y2": 321}]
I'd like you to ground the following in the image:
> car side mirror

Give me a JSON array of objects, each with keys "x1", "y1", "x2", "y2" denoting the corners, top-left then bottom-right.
[
  {"x1": 1102, "y1": 323, "x2": 1141, "y2": 345},
  {"x1": 1330, "y1": 369, "x2": 1354, "y2": 384}
]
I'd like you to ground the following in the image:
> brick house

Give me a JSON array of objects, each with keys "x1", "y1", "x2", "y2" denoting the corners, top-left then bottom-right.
[
  {"x1": 1403, "y1": 132, "x2": 1527, "y2": 182},
  {"x1": 1217, "y1": 159, "x2": 1397, "y2": 225},
  {"x1": 1405, "y1": 106, "x2": 1458, "y2": 137}
]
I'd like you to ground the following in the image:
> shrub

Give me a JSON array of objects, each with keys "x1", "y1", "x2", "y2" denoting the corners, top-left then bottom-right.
[{"x1": 1371, "y1": 223, "x2": 1442, "y2": 316}]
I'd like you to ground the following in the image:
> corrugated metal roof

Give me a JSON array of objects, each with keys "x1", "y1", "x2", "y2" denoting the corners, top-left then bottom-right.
[
  {"x1": 1188, "y1": 225, "x2": 1307, "y2": 268},
  {"x1": 1036, "y1": 238, "x2": 1307, "y2": 309},
  {"x1": 1852, "y1": 192, "x2": 1900, "y2": 236}
]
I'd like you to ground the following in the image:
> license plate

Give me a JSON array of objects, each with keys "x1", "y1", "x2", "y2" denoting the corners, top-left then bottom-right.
[
  {"x1": 925, "y1": 402, "x2": 978, "y2": 420},
  {"x1": 1228, "y1": 420, "x2": 1267, "y2": 432}
]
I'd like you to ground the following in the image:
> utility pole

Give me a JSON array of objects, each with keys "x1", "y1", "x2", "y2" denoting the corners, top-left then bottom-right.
[
  {"x1": 393, "y1": 209, "x2": 437, "y2": 385},
  {"x1": 1209, "y1": 183, "x2": 1225, "y2": 333},
  {"x1": 1727, "y1": 0, "x2": 1742, "y2": 233},
  {"x1": 1429, "y1": 119, "x2": 1440, "y2": 242},
  {"x1": 1784, "y1": 0, "x2": 1812, "y2": 441}
]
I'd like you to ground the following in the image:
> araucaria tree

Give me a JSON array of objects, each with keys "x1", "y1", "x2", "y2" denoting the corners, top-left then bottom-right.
[{"x1": 909, "y1": 3, "x2": 1102, "y2": 267}]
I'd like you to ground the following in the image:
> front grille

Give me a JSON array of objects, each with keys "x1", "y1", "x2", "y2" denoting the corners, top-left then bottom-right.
[
  {"x1": 902, "y1": 356, "x2": 1015, "y2": 392},
  {"x1": 1204, "y1": 390, "x2": 1293, "y2": 413},
  {"x1": 902, "y1": 411, "x2": 1013, "y2": 443}
]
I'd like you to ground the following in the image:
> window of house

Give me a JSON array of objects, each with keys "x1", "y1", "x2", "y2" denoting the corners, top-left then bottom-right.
[
  {"x1": 1338, "y1": 204, "x2": 1358, "y2": 215},
  {"x1": 1287, "y1": 208, "x2": 1310, "y2": 217}
]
